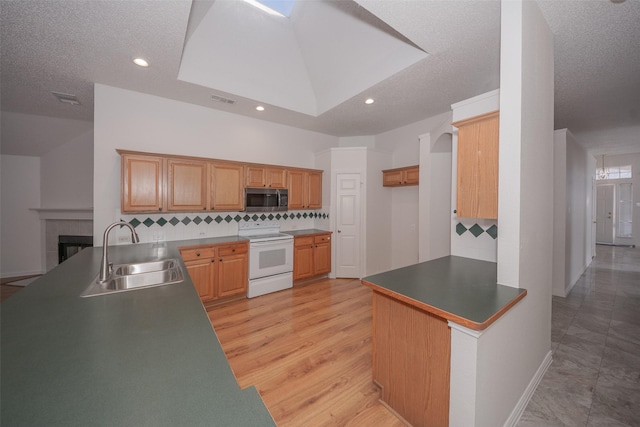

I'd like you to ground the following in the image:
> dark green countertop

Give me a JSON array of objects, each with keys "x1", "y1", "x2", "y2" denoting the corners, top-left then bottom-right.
[
  {"x1": 362, "y1": 256, "x2": 526, "y2": 330},
  {"x1": 1, "y1": 237, "x2": 275, "y2": 426},
  {"x1": 283, "y1": 228, "x2": 331, "y2": 237}
]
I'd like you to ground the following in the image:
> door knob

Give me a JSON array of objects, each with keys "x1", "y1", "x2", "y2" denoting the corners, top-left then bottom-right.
[{"x1": 337, "y1": 230, "x2": 342, "y2": 233}]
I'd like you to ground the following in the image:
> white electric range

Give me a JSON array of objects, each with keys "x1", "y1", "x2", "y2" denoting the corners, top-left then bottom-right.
[{"x1": 238, "y1": 221, "x2": 294, "y2": 298}]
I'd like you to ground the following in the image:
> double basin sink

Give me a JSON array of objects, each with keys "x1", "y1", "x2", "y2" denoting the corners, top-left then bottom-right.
[{"x1": 82, "y1": 259, "x2": 184, "y2": 297}]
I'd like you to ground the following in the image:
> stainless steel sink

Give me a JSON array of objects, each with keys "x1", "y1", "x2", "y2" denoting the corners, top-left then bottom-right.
[
  {"x1": 81, "y1": 259, "x2": 184, "y2": 297},
  {"x1": 113, "y1": 259, "x2": 179, "y2": 276}
]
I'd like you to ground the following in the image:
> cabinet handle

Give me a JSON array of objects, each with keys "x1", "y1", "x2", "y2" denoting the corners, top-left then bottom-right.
[
  {"x1": 196, "y1": 252, "x2": 200, "y2": 257},
  {"x1": 159, "y1": 207, "x2": 162, "y2": 211},
  {"x1": 232, "y1": 248, "x2": 236, "y2": 252},
  {"x1": 211, "y1": 259, "x2": 215, "y2": 263}
]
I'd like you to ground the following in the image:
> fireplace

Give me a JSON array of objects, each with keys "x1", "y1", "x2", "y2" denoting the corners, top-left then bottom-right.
[{"x1": 58, "y1": 235, "x2": 93, "y2": 264}]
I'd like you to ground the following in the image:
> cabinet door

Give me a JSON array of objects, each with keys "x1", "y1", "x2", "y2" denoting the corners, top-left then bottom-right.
[
  {"x1": 293, "y1": 237, "x2": 314, "y2": 281},
  {"x1": 314, "y1": 237, "x2": 331, "y2": 275},
  {"x1": 404, "y1": 167, "x2": 419, "y2": 186},
  {"x1": 245, "y1": 166, "x2": 265, "y2": 187},
  {"x1": 210, "y1": 162, "x2": 244, "y2": 211},
  {"x1": 184, "y1": 258, "x2": 216, "y2": 302},
  {"x1": 307, "y1": 171, "x2": 323, "y2": 209},
  {"x1": 287, "y1": 170, "x2": 305, "y2": 210},
  {"x1": 217, "y1": 252, "x2": 248, "y2": 298},
  {"x1": 455, "y1": 111, "x2": 499, "y2": 219},
  {"x1": 167, "y1": 159, "x2": 207, "y2": 212},
  {"x1": 383, "y1": 170, "x2": 404, "y2": 186},
  {"x1": 121, "y1": 154, "x2": 164, "y2": 212},
  {"x1": 265, "y1": 167, "x2": 287, "y2": 188}
]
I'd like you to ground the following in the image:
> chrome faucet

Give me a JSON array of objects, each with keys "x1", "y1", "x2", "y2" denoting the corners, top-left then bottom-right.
[{"x1": 99, "y1": 221, "x2": 139, "y2": 283}]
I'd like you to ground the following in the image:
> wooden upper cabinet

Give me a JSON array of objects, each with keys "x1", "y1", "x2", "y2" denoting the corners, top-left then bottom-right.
[
  {"x1": 121, "y1": 153, "x2": 165, "y2": 212},
  {"x1": 288, "y1": 170, "x2": 323, "y2": 210},
  {"x1": 167, "y1": 159, "x2": 208, "y2": 212},
  {"x1": 453, "y1": 110, "x2": 499, "y2": 219},
  {"x1": 245, "y1": 166, "x2": 287, "y2": 188},
  {"x1": 382, "y1": 166, "x2": 419, "y2": 187},
  {"x1": 307, "y1": 171, "x2": 322, "y2": 208},
  {"x1": 210, "y1": 162, "x2": 244, "y2": 211}
]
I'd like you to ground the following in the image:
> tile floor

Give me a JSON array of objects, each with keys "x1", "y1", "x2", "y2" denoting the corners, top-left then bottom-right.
[{"x1": 518, "y1": 245, "x2": 640, "y2": 427}]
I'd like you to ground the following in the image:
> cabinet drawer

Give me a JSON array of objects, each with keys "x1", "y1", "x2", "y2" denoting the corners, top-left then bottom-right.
[
  {"x1": 218, "y1": 243, "x2": 247, "y2": 256},
  {"x1": 180, "y1": 247, "x2": 216, "y2": 261},
  {"x1": 314, "y1": 234, "x2": 330, "y2": 244},
  {"x1": 294, "y1": 236, "x2": 314, "y2": 247}
]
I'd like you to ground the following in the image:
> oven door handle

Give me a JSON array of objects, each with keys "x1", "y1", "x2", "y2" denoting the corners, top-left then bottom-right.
[{"x1": 250, "y1": 240, "x2": 293, "y2": 248}]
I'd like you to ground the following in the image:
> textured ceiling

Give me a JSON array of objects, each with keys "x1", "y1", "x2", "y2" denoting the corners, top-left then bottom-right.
[{"x1": 1, "y1": 0, "x2": 639, "y2": 156}]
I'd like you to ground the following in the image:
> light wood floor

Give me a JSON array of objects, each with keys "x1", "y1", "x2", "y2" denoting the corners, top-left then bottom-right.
[{"x1": 208, "y1": 278, "x2": 406, "y2": 427}]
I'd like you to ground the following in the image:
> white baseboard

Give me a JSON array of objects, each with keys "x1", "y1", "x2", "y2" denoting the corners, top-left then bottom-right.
[{"x1": 503, "y1": 350, "x2": 553, "y2": 427}]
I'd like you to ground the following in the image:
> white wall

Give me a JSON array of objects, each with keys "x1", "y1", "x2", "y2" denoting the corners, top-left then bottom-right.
[
  {"x1": 93, "y1": 84, "x2": 338, "y2": 245},
  {"x1": 40, "y1": 130, "x2": 94, "y2": 208},
  {"x1": 366, "y1": 148, "x2": 392, "y2": 275},
  {"x1": 488, "y1": 1, "x2": 554, "y2": 425},
  {"x1": 1, "y1": 155, "x2": 43, "y2": 277},
  {"x1": 450, "y1": 90, "x2": 500, "y2": 262},
  {"x1": 553, "y1": 129, "x2": 592, "y2": 297},
  {"x1": 375, "y1": 112, "x2": 453, "y2": 268}
]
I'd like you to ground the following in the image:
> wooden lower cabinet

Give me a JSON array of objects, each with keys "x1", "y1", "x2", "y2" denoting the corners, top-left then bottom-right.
[
  {"x1": 180, "y1": 242, "x2": 248, "y2": 303},
  {"x1": 372, "y1": 292, "x2": 450, "y2": 427},
  {"x1": 293, "y1": 233, "x2": 331, "y2": 281}
]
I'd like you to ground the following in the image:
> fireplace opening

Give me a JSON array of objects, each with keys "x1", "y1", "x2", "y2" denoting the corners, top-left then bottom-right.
[{"x1": 58, "y1": 235, "x2": 93, "y2": 264}]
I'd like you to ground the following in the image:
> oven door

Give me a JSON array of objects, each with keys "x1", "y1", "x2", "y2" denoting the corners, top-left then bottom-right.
[{"x1": 249, "y1": 239, "x2": 293, "y2": 280}]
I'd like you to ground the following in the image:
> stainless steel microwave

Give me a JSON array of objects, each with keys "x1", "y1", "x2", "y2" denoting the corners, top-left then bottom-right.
[{"x1": 245, "y1": 188, "x2": 288, "y2": 212}]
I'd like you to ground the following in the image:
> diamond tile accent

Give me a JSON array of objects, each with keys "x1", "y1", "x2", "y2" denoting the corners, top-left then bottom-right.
[
  {"x1": 282, "y1": 213, "x2": 288, "y2": 219},
  {"x1": 469, "y1": 224, "x2": 484, "y2": 237},
  {"x1": 296, "y1": 213, "x2": 301, "y2": 219},
  {"x1": 303, "y1": 213, "x2": 308, "y2": 218},
  {"x1": 156, "y1": 217, "x2": 167, "y2": 227},
  {"x1": 267, "y1": 214, "x2": 274, "y2": 220},
  {"x1": 169, "y1": 217, "x2": 180, "y2": 226},
  {"x1": 234, "y1": 215, "x2": 242, "y2": 222},
  {"x1": 259, "y1": 214, "x2": 266, "y2": 220},
  {"x1": 243, "y1": 215, "x2": 251, "y2": 221},
  {"x1": 486, "y1": 225, "x2": 498, "y2": 239},
  {"x1": 204, "y1": 216, "x2": 213, "y2": 224},
  {"x1": 193, "y1": 216, "x2": 202, "y2": 225},
  {"x1": 181, "y1": 217, "x2": 191, "y2": 226},
  {"x1": 143, "y1": 218, "x2": 154, "y2": 227},
  {"x1": 456, "y1": 223, "x2": 467, "y2": 236},
  {"x1": 275, "y1": 214, "x2": 281, "y2": 220},
  {"x1": 129, "y1": 218, "x2": 141, "y2": 228},
  {"x1": 215, "y1": 216, "x2": 223, "y2": 224},
  {"x1": 224, "y1": 215, "x2": 233, "y2": 223},
  {"x1": 251, "y1": 215, "x2": 259, "y2": 221}
]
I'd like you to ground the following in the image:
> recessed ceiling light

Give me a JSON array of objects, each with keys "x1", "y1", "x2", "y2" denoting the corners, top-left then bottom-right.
[
  {"x1": 256, "y1": 106, "x2": 265, "y2": 111},
  {"x1": 133, "y1": 58, "x2": 149, "y2": 67},
  {"x1": 365, "y1": 98, "x2": 375, "y2": 105}
]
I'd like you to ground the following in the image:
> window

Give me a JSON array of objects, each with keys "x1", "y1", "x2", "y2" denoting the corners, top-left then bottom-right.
[
  {"x1": 595, "y1": 165, "x2": 632, "y2": 180},
  {"x1": 618, "y1": 183, "x2": 633, "y2": 238}
]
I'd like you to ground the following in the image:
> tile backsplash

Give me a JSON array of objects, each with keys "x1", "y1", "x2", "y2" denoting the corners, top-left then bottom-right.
[{"x1": 117, "y1": 210, "x2": 329, "y2": 244}]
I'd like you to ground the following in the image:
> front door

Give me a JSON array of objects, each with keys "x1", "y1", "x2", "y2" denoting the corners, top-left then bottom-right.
[
  {"x1": 596, "y1": 185, "x2": 615, "y2": 244},
  {"x1": 335, "y1": 173, "x2": 361, "y2": 278}
]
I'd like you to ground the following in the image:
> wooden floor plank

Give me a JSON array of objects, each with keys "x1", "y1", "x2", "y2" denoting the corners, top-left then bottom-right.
[{"x1": 208, "y1": 278, "x2": 406, "y2": 426}]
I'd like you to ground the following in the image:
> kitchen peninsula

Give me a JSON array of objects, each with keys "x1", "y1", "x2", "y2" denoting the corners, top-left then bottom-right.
[
  {"x1": 0, "y1": 238, "x2": 275, "y2": 426},
  {"x1": 362, "y1": 256, "x2": 527, "y2": 427}
]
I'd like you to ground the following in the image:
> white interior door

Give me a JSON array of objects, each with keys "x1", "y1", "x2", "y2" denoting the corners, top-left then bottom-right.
[
  {"x1": 336, "y1": 173, "x2": 361, "y2": 278},
  {"x1": 596, "y1": 185, "x2": 614, "y2": 244}
]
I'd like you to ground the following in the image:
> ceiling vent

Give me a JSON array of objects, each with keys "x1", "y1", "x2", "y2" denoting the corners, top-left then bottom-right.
[
  {"x1": 211, "y1": 94, "x2": 236, "y2": 105},
  {"x1": 52, "y1": 91, "x2": 81, "y2": 105}
]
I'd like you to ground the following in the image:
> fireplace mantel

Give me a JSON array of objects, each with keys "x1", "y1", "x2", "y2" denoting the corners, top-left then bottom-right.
[{"x1": 31, "y1": 208, "x2": 93, "y2": 221}]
